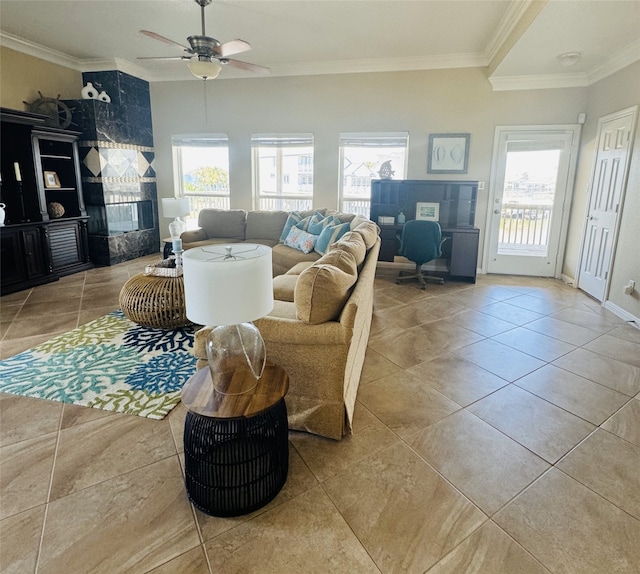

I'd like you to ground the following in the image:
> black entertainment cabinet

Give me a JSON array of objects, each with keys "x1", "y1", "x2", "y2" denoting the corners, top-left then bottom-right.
[{"x1": 370, "y1": 179, "x2": 480, "y2": 282}]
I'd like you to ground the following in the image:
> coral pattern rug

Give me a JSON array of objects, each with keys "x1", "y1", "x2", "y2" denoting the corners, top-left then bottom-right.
[{"x1": 0, "y1": 311, "x2": 196, "y2": 419}]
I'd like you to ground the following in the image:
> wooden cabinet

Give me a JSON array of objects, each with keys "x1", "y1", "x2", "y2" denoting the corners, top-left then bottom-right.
[{"x1": 1, "y1": 108, "x2": 92, "y2": 295}]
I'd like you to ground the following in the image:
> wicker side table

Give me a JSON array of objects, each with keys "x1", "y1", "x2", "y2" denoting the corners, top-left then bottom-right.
[
  {"x1": 181, "y1": 365, "x2": 289, "y2": 517},
  {"x1": 119, "y1": 273, "x2": 190, "y2": 329}
]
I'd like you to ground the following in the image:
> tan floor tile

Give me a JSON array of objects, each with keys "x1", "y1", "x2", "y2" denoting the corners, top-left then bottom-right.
[
  {"x1": 373, "y1": 303, "x2": 440, "y2": 330},
  {"x1": 324, "y1": 443, "x2": 486, "y2": 573},
  {"x1": 358, "y1": 370, "x2": 460, "y2": 440},
  {"x1": 196, "y1": 446, "x2": 319, "y2": 542},
  {"x1": 0, "y1": 290, "x2": 33, "y2": 305},
  {"x1": 408, "y1": 297, "x2": 469, "y2": 320},
  {"x1": 454, "y1": 339, "x2": 545, "y2": 382},
  {"x1": 360, "y1": 347, "x2": 404, "y2": 385},
  {"x1": 552, "y1": 347, "x2": 640, "y2": 396},
  {"x1": 411, "y1": 410, "x2": 549, "y2": 515},
  {"x1": 429, "y1": 521, "x2": 549, "y2": 574},
  {"x1": 146, "y1": 546, "x2": 210, "y2": 574},
  {"x1": 449, "y1": 308, "x2": 515, "y2": 337},
  {"x1": 0, "y1": 304, "x2": 22, "y2": 322},
  {"x1": 15, "y1": 297, "x2": 82, "y2": 320},
  {"x1": 406, "y1": 352, "x2": 508, "y2": 407},
  {"x1": 27, "y1": 284, "x2": 84, "y2": 304},
  {"x1": 469, "y1": 284, "x2": 524, "y2": 301},
  {"x1": 524, "y1": 316, "x2": 601, "y2": 346},
  {"x1": 167, "y1": 401, "x2": 187, "y2": 453},
  {"x1": 602, "y1": 400, "x2": 640, "y2": 447},
  {"x1": 80, "y1": 283, "x2": 125, "y2": 310},
  {"x1": 468, "y1": 385, "x2": 595, "y2": 463},
  {"x1": 492, "y1": 326, "x2": 576, "y2": 362},
  {"x1": 550, "y1": 307, "x2": 623, "y2": 333},
  {"x1": 0, "y1": 432, "x2": 57, "y2": 519},
  {"x1": 558, "y1": 429, "x2": 640, "y2": 520},
  {"x1": 78, "y1": 305, "x2": 120, "y2": 326},
  {"x1": 0, "y1": 333, "x2": 53, "y2": 359},
  {"x1": 436, "y1": 289, "x2": 498, "y2": 310},
  {"x1": 505, "y1": 293, "x2": 569, "y2": 315},
  {"x1": 584, "y1": 334, "x2": 640, "y2": 368},
  {"x1": 60, "y1": 403, "x2": 116, "y2": 429},
  {"x1": 289, "y1": 402, "x2": 399, "y2": 482},
  {"x1": 478, "y1": 302, "x2": 544, "y2": 326},
  {"x1": 515, "y1": 364, "x2": 629, "y2": 425},
  {"x1": 607, "y1": 324, "x2": 640, "y2": 344},
  {"x1": 3, "y1": 312, "x2": 78, "y2": 340},
  {"x1": 39, "y1": 456, "x2": 199, "y2": 574},
  {"x1": 204, "y1": 486, "x2": 377, "y2": 574},
  {"x1": 0, "y1": 505, "x2": 46, "y2": 574},
  {"x1": 494, "y1": 469, "x2": 640, "y2": 574},
  {"x1": 50, "y1": 415, "x2": 177, "y2": 500},
  {"x1": 0, "y1": 394, "x2": 62, "y2": 447}
]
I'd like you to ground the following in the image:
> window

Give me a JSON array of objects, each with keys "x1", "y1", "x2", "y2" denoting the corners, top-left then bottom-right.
[
  {"x1": 339, "y1": 132, "x2": 409, "y2": 216},
  {"x1": 252, "y1": 134, "x2": 314, "y2": 211},
  {"x1": 172, "y1": 135, "x2": 230, "y2": 229}
]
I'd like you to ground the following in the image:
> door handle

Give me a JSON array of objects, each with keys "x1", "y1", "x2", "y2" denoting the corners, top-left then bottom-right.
[{"x1": 494, "y1": 209, "x2": 501, "y2": 215}]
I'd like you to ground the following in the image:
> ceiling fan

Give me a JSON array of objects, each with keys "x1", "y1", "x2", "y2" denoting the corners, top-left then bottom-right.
[{"x1": 138, "y1": 0, "x2": 269, "y2": 79}]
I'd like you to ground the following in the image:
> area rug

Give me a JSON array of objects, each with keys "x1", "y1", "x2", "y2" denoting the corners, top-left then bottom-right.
[{"x1": 0, "y1": 310, "x2": 197, "y2": 420}]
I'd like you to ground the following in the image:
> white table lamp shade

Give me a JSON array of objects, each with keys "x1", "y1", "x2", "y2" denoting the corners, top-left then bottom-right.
[
  {"x1": 162, "y1": 197, "x2": 190, "y2": 218},
  {"x1": 182, "y1": 244, "x2": 274, "y2": 326}
]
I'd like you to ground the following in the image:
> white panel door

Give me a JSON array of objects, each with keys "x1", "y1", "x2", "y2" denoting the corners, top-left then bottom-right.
[
  {"x1": 578, "y1": 107, "x2": 637, "y2": 301},
  {"x1": 486, "y1": 126, "x2": 580, "y2": 277}
]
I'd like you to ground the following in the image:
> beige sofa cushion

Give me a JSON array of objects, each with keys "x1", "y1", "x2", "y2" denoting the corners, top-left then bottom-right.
[
  {"x1": 246, "y1": 210, "x2": 289, "y2": 242},
  {"x1": 295, "y1": 260, "x2": 357, "y2": 325},
  {"x1": 329, "y1": 231, "x2": 367, "y2": 266},
  {"x1": 352, "y1": 221, "x2": 380, "y2": 249},
  {"x1": 316, "y1": 248, "x2": 358, "y2": 276},
  {"x1": 198, "y1": 209, "x2": 246, "y2": 240},
  {"x1": 273, "y1": 274, "x2": 298, "y2": 302},
  {"x1": 285, "y1": 261, "x2": 315, "y2": 275}
]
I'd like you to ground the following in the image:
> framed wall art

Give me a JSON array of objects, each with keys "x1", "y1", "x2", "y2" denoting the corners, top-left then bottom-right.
[
  {"x1": 44, "y1": 171, "x2": 61, "y2": 188},
  {"x1": 428, "y1": 133, "x2": 470, "y2": 174},
  {"x1": 415, "y1": 202, "x2": 439, "y2": 221}
]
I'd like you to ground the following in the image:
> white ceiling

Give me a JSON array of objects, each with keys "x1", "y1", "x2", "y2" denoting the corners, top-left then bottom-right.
[{"x1": 1, "y1": 0, "x2": 639, "y2": 89}]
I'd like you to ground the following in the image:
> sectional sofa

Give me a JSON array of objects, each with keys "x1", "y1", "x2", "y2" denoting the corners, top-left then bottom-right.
[{"x1": 184, "y1": 208, "x2": 380, "y2": 439}]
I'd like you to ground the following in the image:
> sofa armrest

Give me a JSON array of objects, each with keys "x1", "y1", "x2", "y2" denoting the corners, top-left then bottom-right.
[
  {"x1": 181, "y1": 228, "x2": 207, "y2": 243},
  {"x1": 255, "y1": 316, "x2": 353, "y2": 346}
]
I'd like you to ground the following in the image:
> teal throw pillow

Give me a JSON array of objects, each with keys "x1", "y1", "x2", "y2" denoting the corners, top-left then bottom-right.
[
  {"x1": 308, "y1": 215, "x2": 336, "y2": 235},
  {"x1": 314, "y1": 221, "x2": 351, "y2": 255},
  {"x1": 284, "y1": 226, "x2": 318, "y2": 254},
  {"x1": 280, "y1": 211, "x2": 304, "y2": 242}
]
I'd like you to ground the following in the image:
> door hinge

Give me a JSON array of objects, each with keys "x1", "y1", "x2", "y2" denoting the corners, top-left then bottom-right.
[
  {"x1": 605, "y1": 271, "x2": 608, "y2": 280},
  {"x1": 616, "y1": 203, "x2": 619, "y2": 213}
]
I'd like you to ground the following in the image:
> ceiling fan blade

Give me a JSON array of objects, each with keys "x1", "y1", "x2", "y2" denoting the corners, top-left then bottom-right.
[
  {"x1": 140, "y1": 30, "x2": 192, "y2": 52},
  {"x1": 223, "y1": 59, "x2": 270, "y2": 75},
  {"x1": 217, "y1": 39, "x2": 252, "y2": 58},
  {"x1": 137, "y1": 56, "x2": 192, "y2": 61}
]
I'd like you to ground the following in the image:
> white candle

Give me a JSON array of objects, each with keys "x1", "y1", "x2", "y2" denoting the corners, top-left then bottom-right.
[
  {"x1": 172, "y1": 238, "x2": 183, "y2": 253},
  {"x1": 14, "y1": 162, "x2": 21, "y2": 182}
]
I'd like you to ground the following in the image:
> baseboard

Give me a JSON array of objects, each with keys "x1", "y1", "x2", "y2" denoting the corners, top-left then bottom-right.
[
  {"x1": 560, "y1": 273, "x2": 575, "y2": 286},
  {"x1": 603, "y1": 300, "x2": 640, "y2": 328}
]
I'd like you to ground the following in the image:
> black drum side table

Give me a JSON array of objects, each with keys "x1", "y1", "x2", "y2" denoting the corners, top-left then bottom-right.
[{"x1": 181, "y1": 364, "x2": 289, "y2": 517}]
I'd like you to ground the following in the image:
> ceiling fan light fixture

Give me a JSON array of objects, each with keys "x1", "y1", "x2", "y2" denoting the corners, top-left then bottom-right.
[
  {"x1": 188, "y1": 57, "x2": 222, "y2": 80},
  {"x1": 557, "y1": 52, "x2": 582, "y2": 67}
]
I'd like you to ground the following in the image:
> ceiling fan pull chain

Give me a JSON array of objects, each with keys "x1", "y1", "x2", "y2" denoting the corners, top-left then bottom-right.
[{"x1": 203, "y1": 79, "x2": 209, "y2": 124}]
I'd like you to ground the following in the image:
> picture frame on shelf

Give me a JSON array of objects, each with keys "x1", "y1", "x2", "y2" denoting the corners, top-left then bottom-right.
[
  {"x1": 44, "y1": 171, "x2": 61, "y2": 189},
  {"x1": 428, "y1": 133, "x2": 470, "y2": 174},
  {"x1": 416, "y1": 202, "x2": 440, "y2": 221}
]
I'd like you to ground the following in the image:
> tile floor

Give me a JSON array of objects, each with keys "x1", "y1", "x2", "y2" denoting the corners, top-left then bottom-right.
[{"x1": 1, "y1": 257, "x2": 639, "y2": 573}]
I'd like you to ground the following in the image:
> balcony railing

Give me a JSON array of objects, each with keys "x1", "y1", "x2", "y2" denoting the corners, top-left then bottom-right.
[
  {"x1": 342, "y1": 199, "x2": 371, "y2": 217},
  {"x1": 498, "y1": 203, "x2": 552, "y2": 254}
]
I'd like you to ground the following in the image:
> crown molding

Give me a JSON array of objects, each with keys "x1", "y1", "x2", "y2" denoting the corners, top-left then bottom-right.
[
  {"x1": 489, "y1": 72, "x2": 590, "y2": 91},
  {"x1": 484, "y1": 0, "x2": 540, "y2": 63},
  {"x1": 587, "y1": 39, "x2": 640, "y2": 85},
  {"x1": 1, "y1": 31, "x2": 81, "y2": 69}
]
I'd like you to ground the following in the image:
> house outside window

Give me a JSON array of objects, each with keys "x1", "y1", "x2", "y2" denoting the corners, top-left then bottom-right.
[
  {"x1": 339, "y1": 132, "x2": 409, "y2": 216},
  {"x1": 172, "y1": 135, "x2": 230, "y2": 229},
  {"x1": 252, "y1": 134, "x2": 314, "y2": 211}
]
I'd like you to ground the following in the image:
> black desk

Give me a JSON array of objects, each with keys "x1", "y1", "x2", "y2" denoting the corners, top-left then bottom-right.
[{"x1": 378, "y1": 224, "x2": 479, "y2": 283}]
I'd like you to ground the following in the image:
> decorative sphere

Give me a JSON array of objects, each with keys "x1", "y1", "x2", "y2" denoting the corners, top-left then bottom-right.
[{"x1": 47, "y1": 202, "x2": 65, "y2": 219}]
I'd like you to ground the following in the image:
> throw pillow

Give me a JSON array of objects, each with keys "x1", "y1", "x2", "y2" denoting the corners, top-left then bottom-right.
[
  {"x1": 280, "y1": 211, "x2": 304, "y2": 242},
  {"x1": 352, "y1": 220, "x2": 380, "y2": 249},
  {"x1": 295, "y1": 263, "x2": 357, "y2": 325},
  {"x1": 329, "y1": 231, "x2": 367, "y2": 266},
  {"x1": 315, "y1": 248, "x2": 358, "y2": 276},
  {"x1": 284, "y1": 226, "x2": 318, "y2": 254},
  {"x1": 307, "y1": 214, "x2": 336, "y2": 235},
  {"x1": 314, "y1": 221, "x2": 351, "y2": 255}
]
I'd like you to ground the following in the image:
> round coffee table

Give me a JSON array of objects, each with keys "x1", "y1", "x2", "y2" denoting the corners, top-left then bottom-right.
[
  {"x1": 119, "y1": 273, "x2": 190, "y2": 329},
  {"x1": 181, "y1": 364, "x2": 289, "y2": 517}
]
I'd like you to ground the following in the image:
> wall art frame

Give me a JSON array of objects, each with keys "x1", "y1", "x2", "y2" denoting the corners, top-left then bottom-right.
[
  {"x1": 44, "y1": 171, "x2": 61, "y2": 188},
  {"x1": 415, "y1": 202, "x2": 440, "y2": 221},
  {"x1": 428, "y1": 133, "x2": 470, "y2": 174}
]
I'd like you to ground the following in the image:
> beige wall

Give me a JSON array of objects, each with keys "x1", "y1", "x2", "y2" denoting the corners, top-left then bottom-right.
[
  {"x1": 150, "y1": 67, "x2": 588, "y2": 269},
  {"x1": 564, "y1": 61, "x2": 640, "y2": 320},
  {"x1": 0, "y1": 47, "x2": 82, "y2": 110}
]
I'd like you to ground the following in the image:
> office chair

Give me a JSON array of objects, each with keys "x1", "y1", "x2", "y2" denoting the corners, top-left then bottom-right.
[{"x1": 396, "y1": 219, "x2": 446, "y2": 289}]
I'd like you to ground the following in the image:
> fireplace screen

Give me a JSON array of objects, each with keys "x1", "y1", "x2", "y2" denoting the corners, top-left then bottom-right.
[{"x1": 87, "y1": 201, "x2": 154, "y2": 236}]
